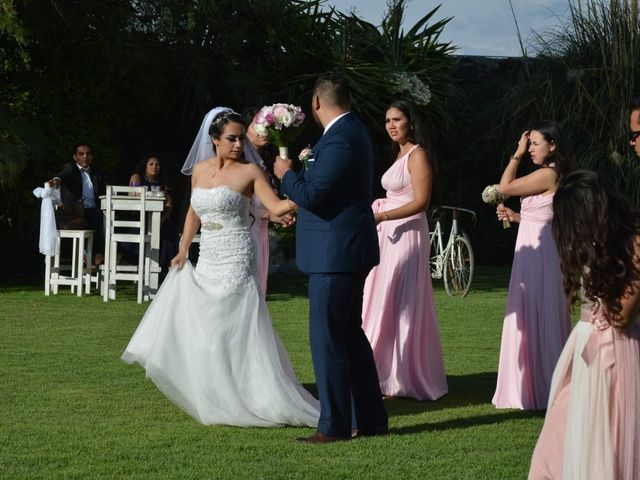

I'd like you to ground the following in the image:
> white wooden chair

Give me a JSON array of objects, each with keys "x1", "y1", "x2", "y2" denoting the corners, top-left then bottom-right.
[
  {"x1": 102, "y1": 186, "x2": 151, "y2": 303},
  {"x1": 44, "y1": 229, "x2": 94, "y2": 296}
]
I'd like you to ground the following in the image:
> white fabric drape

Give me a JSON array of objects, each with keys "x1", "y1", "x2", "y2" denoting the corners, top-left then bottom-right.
[{"x1": 32, "y1": 184, "x2": 61, "y2": 256}]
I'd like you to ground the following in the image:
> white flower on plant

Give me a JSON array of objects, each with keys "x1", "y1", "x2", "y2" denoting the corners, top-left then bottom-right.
[{"x1": 391, "y1": 72, "x2": 432, "y2": 107}]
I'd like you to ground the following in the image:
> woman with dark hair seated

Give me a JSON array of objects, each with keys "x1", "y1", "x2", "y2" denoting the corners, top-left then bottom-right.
[{"x1": 125, "y1": 154, "x2": 178, "y2": 269}]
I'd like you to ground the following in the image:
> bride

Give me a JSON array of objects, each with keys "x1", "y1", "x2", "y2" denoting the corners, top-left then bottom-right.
[{"x1": 121, "y1": 108, "x2": 320, "y2": 427}]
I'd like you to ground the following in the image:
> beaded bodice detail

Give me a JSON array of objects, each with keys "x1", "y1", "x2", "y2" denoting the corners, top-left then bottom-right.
[{"x1": 191, "y1": 186, "x2": 254, "y2": 288}]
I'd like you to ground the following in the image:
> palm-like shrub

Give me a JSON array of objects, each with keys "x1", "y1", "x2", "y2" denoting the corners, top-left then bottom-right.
[
  {"x1": 498, "y1": 0, "x2": 640, "y2": 203},
  {"x1": 270, "y1": 0, "x2": 455, "y2": 136}
]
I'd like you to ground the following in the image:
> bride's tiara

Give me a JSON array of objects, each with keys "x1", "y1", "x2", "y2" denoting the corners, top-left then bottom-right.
[{"x1": 212, "y1": 110, "x2": 240, "y2": 128}]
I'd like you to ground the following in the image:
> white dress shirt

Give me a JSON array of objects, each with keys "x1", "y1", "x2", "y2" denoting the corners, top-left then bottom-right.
[{"x1": 78, "y1": 165, "x2": 96, "y2": 208}]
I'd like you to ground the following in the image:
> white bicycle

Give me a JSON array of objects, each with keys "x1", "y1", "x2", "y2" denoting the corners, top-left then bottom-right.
[{"x1": 429, "y1": 206, "x2": 476, "y2": 297}]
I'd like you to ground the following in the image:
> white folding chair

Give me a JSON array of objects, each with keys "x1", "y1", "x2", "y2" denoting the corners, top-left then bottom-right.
[
  {"x1": 102, "y1": 186, "x2": 151, "y2": 303},
  {"x1": 44, "y1": 229, "x2": 94, "y2": 297}
]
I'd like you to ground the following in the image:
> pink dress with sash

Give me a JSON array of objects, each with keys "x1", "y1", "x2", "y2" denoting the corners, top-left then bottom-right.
[
  {"x1": 529, "y1": 304, "x2": 640, "y2": 479},
  {"x1": 362, "y1": 145, "x2": 447, "y2": 400},
  {"x1": 492, "y1": 192, "x2": 571, "y2": 410}
]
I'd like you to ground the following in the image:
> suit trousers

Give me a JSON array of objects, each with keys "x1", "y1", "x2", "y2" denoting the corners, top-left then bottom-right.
[{"x1": 308, "y1": 271, "x2": 388, "y2": 437}]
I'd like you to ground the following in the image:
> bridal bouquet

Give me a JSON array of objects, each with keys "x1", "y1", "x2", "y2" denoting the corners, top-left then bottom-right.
[
  {"x1": 254, "y1": 103, "x2": 305, "y2": 159},
  {"x1": 482, "y1": 184, "x2": 511, "y2": 229}
]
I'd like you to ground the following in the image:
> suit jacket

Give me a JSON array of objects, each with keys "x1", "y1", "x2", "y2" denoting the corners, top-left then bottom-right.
[
  {"x1": 280, "y1": 112, "x2": 379, "y2": 273},
  {"x1": 56, "y1": 162, "x2": 106, "y2": 207}
]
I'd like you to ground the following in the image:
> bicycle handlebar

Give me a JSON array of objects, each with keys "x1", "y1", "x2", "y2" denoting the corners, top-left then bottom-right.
[{"x1": 437, "y1": 205, "x2": 477, "y2": 222}]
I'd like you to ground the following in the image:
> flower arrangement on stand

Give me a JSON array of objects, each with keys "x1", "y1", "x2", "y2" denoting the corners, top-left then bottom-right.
[{"x1": 253, "y1": 103, "x2": 305, "y2": 159}]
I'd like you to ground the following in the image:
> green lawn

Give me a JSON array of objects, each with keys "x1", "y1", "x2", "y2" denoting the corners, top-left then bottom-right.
[{"x1": 0, "y1": 267, "x2": 544, "y2": 479}]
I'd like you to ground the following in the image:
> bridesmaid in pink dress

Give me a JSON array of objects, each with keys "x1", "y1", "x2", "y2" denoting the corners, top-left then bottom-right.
[
  {"x1": 529, "y1": 170, "x2": 640, "y2": 479},
  {"x1": 362, "y1": 100, "x2": 447, "y2": 401},
  {"x1": 492, "y1": 121, "x2": 573, "y2": 410}
]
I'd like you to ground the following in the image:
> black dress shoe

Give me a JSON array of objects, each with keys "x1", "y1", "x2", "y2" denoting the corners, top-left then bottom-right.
[
  {"x1": 352, "y1": 427, "x2": 390, "y2": 438},
  {"x1": 295, "y1": 432, "x2": 350, "y2": 444}
]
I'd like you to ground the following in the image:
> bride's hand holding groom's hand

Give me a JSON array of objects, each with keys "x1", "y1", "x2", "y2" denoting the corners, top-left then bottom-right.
[{"x1": 270, "y1": 212, "x2": 296, "y2": 228}]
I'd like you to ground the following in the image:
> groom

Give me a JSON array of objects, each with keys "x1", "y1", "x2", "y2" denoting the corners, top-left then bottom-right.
[{"x1": 274, "y1": 72, "x2": 388, "y2": 443}]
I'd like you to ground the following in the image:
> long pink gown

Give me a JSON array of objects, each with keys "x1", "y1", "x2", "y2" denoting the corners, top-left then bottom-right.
[
  {"x1": 528, "y1": 304, "x2": 640, "y2": 479},
  {"x1": 249, "y1": 196, "x2": 269, "y2": 296},
  {"x1": 492, "y1": 193, "x2": 571, "y2": 410},
  {"x1": 362, "y1": 145, "x2": 448, "y2": 401}
]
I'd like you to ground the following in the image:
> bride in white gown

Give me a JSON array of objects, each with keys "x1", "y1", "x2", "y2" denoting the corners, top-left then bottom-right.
[{"x1": 122, "y1": 108, "x2": 320, "y2": 427}]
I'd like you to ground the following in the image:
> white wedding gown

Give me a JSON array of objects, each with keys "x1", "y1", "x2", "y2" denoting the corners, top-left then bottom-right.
[{"x1": 122, "y1": 186, "x2": 320, "y2": 427}]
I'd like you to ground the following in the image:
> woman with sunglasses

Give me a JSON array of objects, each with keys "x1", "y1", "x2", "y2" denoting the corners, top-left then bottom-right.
[
  {"x1": 492, "y1": 121, "x2": 573, "y2": 410},
  {"x1": 122, "y1": 108, "x2": 320, "y2": 428}
]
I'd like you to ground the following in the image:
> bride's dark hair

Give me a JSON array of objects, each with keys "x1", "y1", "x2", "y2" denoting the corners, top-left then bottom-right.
[
  {"x1": 209, "y1": 111, "x2": 244, "y2": 138},
  {"x1": 552, "y1": 170, "x2": 640, "y2": 328}
]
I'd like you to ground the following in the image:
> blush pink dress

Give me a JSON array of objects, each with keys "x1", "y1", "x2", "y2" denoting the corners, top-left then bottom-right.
[
  {"x1": 492, "y1": 192, "x2": 571, "y2": 410},
  {"x1": 362, "y1": 145, "x2": 448, "y2": 401},
  {"x1": 528, "y1": 303, "x2": 640, "y2": 479}
]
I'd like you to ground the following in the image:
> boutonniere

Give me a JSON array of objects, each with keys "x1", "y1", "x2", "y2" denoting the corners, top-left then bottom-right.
[{"x1": 298, "y1": 146, "x2": 313, "y2": 169}]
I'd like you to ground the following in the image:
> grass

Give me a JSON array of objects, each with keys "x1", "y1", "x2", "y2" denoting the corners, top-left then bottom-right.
[{"x1": 0, "y1": 266, "x2": 544, "y2": 479}]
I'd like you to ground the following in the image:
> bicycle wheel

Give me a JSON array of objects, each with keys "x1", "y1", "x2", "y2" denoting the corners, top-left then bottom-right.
[{"x1": 443, "y1": 232, "x2": 474, "y2": 297}]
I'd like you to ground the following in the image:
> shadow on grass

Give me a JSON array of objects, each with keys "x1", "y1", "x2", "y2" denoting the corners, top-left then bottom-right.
[
  {"x1": 390, "y1": 408, "x2": 544, "y2": 435},
  {"x1": 382, "y1": 372, "x2": 499, "y2": 417},
  {"x1": 463, "y1": 265, "x2": 510, "y2": 293},
  {"x1": 0, "y1": 273, "x2": 43, "y2": 292},
  {"x1": 266, "y1": 273, "x2": 309, "y2": 300},
  {"x1": 303, "y1": 371, "x2": 544, "y2": 434},
  {"x1": 303, "y1": 371, "x2": 533, "y2": 416}
]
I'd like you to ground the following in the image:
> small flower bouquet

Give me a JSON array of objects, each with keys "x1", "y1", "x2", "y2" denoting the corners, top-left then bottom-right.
[
  {"x1": 298, "y1": 146, "x2": 313, "y2": 169},
  {"x1": 482, "y1": 184, "x2": 511, "y2": 229},
  {"x1": 254, "y1": 103, "x2": 305, "y2": 159}
]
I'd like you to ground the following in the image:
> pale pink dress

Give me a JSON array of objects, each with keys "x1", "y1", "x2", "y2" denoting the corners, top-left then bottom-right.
[
  {"x1": 249, "y1": 196, "x2": 269, "y2": 296},
  {"x1": 492, "y1": 192, "x2": 571, "y2": 410},
  {"x1": 529, "y1": 304, "x2": 640, "y2": 479},
  {"x1": 362, "y1": 145, "x2": 448, "y2": 401}
]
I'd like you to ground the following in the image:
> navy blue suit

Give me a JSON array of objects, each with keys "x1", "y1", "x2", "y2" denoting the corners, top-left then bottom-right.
[{"x1": 280, "y1": 112, "x2": 388, "y2": 437}]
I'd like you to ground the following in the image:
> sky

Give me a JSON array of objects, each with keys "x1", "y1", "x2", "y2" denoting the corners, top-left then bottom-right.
[{"x1": 324, "y1": 0, "x2": 572, "y2": 56}]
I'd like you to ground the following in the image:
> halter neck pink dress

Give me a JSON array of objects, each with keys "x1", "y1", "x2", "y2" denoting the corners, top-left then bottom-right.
[
  {"x1": 492, "y1": 192, "x2": 571, "y2": 410},
  {"x1": 362, "y1": 145, "x2": 447, "y2": 400}
]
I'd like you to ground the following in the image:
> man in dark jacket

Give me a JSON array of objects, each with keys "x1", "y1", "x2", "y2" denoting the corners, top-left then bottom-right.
[
  {"x1": 275, "y1": 72, "x2": 388, "y2": 443},
  {"x1": 47, "y1": 142, "x2": 106, "y2": 260}
]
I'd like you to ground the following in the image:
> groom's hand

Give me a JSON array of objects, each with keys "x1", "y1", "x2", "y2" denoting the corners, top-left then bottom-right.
[{"x1": 274, "y1": 155, "x2": 292, "y2": 180}]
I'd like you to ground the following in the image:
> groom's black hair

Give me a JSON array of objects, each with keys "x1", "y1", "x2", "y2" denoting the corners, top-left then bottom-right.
[{"x1": 314, "y1": 72, "x2": 351, "y2": 109}]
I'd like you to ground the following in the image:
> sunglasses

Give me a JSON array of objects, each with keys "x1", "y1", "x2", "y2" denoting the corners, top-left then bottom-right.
[{"x1": 629, "y1": 130, "x2": 640, "y2": 142}]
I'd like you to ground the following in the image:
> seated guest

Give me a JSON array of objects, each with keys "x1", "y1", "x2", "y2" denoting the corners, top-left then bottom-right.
[
  {"x1": 124, "y1": 154, "x2": 178, "y2": 269},
  {"x1": 46, "y1": 142, "x2": 106, "y2": 264}
]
